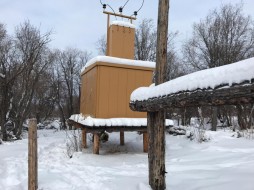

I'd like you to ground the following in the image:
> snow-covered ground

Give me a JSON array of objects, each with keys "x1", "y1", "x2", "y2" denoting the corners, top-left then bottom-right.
[{"x1": 1, "y1": 129, "x2": 254, "y2": 190}]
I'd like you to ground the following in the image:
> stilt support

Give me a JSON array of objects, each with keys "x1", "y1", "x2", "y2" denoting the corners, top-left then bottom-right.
[
  {"x1": 82, "y1": 129, "x2": 87, "y2": 148},
  {"x1": 120, "y1": 131, "x2": 125, "y2": 145},
  {"x1": 93, "y1": 133, "x2": 100, "y2": 154}
]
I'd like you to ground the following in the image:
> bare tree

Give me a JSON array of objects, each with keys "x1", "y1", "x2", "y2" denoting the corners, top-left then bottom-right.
[
  {"x1": 54, "y1": 48, "x2": 91, "y2": 129},
  {"x1": 0, "y1": 23, "x2": 13, "y2": 141},
  {"x1": 135, "y1": 19, "x2": 183, "y2": 81},
  {"x1": 183, "y1": 3, "x2": 254, "y2": 70},
  {"x1": 135, "y1": 19, "x2": 157, "y2": 61},
  {"x1": 183, "y1": 3, "x2": 254, "y2": 130},
  {"x1": 0, "y1": 21, "x2": 52, "y2": 140},
  {"x1": 31, "y1": 52, "x2": 56, "y2": 123},
  {"x1": 12, "y1": 21, "x2": 52, "y2": 138},
  {"x1": 96, "y1": 35, "x2": 106, "y2": 55}
]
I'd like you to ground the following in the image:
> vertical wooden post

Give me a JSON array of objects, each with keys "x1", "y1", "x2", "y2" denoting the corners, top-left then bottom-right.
[
  {"x1": 93, "y1": 133, "x2": 100, "y2": 154},
  {"x1": 106, "y1": 14, "x2": 110, "y2": 56},
  {"x1": 148, "y1": 111, "x2": 166, "y2": 189},
  {"x1": 120, "y1": 131, "x2": 125, "y2": 145},
  {"x1": 147, "y1": 112, "x2": 155, "y2": 186},
  {"x1": 143, "y1": 132, "x2": 148, "y2": 153},
  {"x1": 148, "y1": 0, "x2": 170, "y2": 189},
  {"x1": 82, "y1": 129, "x2": 87, "y2": 148},
  {"x1": 28, "y1": 118, "x2": 38, "y2": 190}
]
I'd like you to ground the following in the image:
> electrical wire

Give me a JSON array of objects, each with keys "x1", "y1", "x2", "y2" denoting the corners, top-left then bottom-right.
[
  {"x1": 122, "y1": 0, "x2": 130, "y2": 9},
  {"x1": 130, "y1": 0, "x2": 144, "y2": 17},
  {"x1": 107, "y1": 4, "x2": 118, "y2": 20},
  {"x1": 136, "y1": 0, "x2": 144, "y2": 13}
]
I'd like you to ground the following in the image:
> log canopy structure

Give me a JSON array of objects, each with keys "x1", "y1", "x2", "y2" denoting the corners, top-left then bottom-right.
[
  {"x1": 130, "y1": 57, "x2": 254, "y2": 112},
  {"x1": 129, "y1": 56, "x2": 254, "y2": 190},
  {"x1": 130, "y1": 79, "x2": 254, "y2": 112}
]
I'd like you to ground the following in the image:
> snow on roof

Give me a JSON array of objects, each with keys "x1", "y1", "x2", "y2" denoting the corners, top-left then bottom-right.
[
  {"x1": 81, "y1": 56, "x2": 155, "y2": 73},
  {"x1": 110, "y1": 20, "x2": 135, "y2": 29},
  {"x1": 70, "y1": 114, "x2": 174, "y2": 127},
  {"x1": 131, "y1": 57, "x2": 254, "y2": 101}
]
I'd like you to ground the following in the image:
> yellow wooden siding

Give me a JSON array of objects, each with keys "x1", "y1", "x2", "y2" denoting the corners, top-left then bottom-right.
[
  {"x1": 108, "y1": 25, "x2": 135, "y2": 59},
  {"x1": 80, "y1": 62, "x2": 153, "y2": 119},
  {"x1": 80, "y1": 66, "x2": 97, "y2": 117},
  {"x1": 97, "y1": 65, "x2": 152, "y2": 118}
]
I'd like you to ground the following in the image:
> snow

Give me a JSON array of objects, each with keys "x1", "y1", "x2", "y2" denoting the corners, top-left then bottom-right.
[
  {"x1": 45, "y1": 120, "x2": 61, "y2": 130},
  {"x1": 1, "y1": 129, "x2": 254, "y2": 190},
  {"x1": 0, "y1": 73, "x2": 5, "y2": 78},
  {"x1": 70, "y1": 114, "x2": 174, "y2": 127},
  {"x1": 111, "y1": 20, "x2": 135, "y2": 29},
  {"x1": 131, "y1": 57, "x2": 254, "y2": 101},
  {"x1": 81, "y1": 56, "x2": 155, "y2": 73}
]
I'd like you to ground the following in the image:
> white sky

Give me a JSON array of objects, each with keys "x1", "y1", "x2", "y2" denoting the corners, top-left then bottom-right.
[{"x1": 0, "y1": 0, "x2": 254, "y2": 56}]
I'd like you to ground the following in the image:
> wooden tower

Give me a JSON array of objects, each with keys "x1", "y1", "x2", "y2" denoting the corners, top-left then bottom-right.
[{"x1": 80, "y1": 12, "x2": 155, "y2": 118}]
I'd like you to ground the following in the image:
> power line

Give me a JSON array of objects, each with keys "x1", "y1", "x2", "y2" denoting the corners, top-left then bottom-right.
[
  {"x1": 136, "y1": 0, "x2": 144, "y2": 13},
  {"x1": 122, "y1": 0, "x2": 130, "y2": 9}
]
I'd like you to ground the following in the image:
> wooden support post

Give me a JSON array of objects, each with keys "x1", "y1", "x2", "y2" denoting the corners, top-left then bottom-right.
[
  {"x1": 148, "y1": 0, "x2": 170, "y2": 189},
  {"x1": 147, "y1": 112, "x2": 155, "y2": 187},
  {"x1": 106, "y1": 14, "x2": 110, "y2": 56},
  {"x1": 120, "y1": 131, "x2": 125, "y2": 145},
  {"x1": 28, "y1": 118, "x2": 38, "y2": 190},
  {"x1": 148, "y1": 111, "x2": 166, "y2": 189},
  {"x1": 82, "y1": 129, "x2": 87, "y2": 148},
  {"x1": 93, "y1": 133, "x2": 100, "y2": 154},
  {"x1": 143, "y1": 132, "x2": 148, "y2": 153}
]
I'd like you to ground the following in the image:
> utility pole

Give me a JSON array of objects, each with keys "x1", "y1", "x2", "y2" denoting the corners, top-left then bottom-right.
[{"x1": 147, "y1": 0, "x2": 170, "y2": 189}]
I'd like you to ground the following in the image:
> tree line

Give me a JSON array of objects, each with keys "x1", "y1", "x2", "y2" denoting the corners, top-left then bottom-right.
[
  {"x1": 1, "y1": 3, "x2": 254, "y2": 141},
  {"x1": 0, "y1": 21, "x2": 91, "y2": 140}
]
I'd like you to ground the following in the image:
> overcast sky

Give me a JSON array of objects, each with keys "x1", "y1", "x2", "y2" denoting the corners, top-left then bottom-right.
[{"x1": 1, "y1": 0, "x2": 254, "y2": 56}]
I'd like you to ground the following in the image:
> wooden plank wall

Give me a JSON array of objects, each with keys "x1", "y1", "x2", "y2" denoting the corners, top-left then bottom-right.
[
  {"x1": 97, "y1": 65, "x2": 153, "y2": 118},
  {"x1": 80, "y1": 67, "x2": 97, "y2": 117}
]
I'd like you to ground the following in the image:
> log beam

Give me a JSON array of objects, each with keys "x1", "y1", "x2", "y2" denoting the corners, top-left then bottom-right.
[{"x1": 130, "y1": 82, "x2": 254, "y2": 112}]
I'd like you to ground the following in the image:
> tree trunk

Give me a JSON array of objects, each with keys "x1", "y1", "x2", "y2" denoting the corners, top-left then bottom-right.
[
  {"x1": 0, "y1": 114, "x2": 7, "y2": 141},
  {"x1": 237, "y1": 105, "x2": 248, "y2": 130},
  {"x1": 0, "y1": 81, "x2": 8, "y2": 141},
  {"x1": 211, "y1": 106, "x2": 217, "y2": 131}
]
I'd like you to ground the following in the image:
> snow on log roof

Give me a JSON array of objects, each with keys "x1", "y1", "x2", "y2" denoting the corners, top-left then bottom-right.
[
  {"x1": 81, "y1": 56, "x2": 155, "y2": 73},
  {"x1": 110, "y1": 20, "x2": 135, "y2": 29},
  {"x1": 131, "y1": 57, "x2": 254, "y2": 101},
  {"x1": 69, "y1": 114, "x2": 173, "y2": 127}
]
